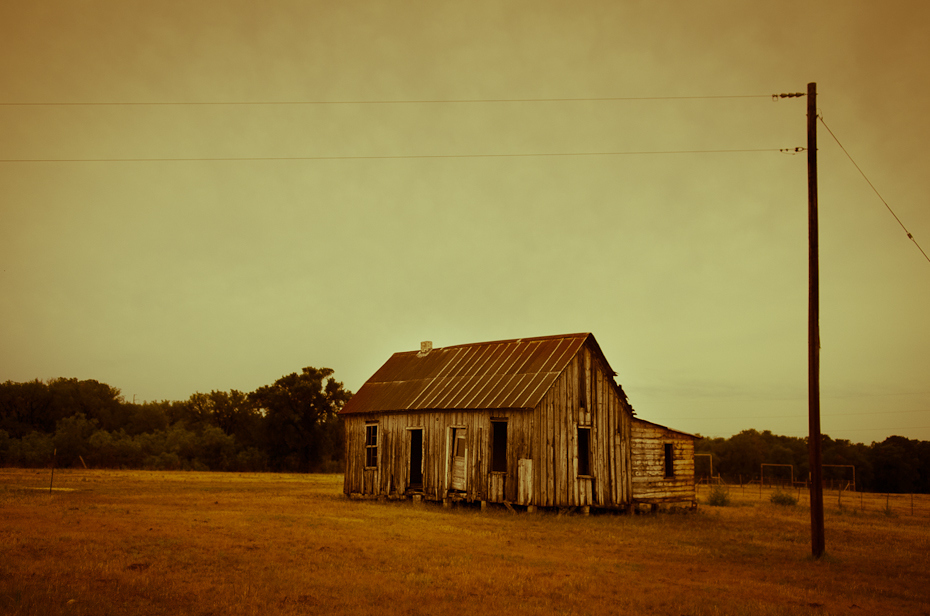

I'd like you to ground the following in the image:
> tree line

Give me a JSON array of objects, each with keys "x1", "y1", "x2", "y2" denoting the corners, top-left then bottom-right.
[
  {"x1": 0, "y1": 368, "x2": 350, "y2": 473},
  {"x1": 696, "y1": 429, "x2": 930, "y2": 494},
  {"x1": 3, "y1": 373, "x2": 928, "y2": 492}
]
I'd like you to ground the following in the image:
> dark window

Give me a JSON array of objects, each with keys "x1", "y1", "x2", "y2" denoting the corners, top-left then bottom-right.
[
  {"x1": 577, "y1": 427, "x2": 591, "y2": 476},
  {"x1": 664, "y1": 443, "x2": 674, "y2": 478},
  {"x1": 365, "y1": 424, "x2": 378, "y2": 468},
  {"x1": 491, "y1": 420, "x2": 508, "y2": 473}
]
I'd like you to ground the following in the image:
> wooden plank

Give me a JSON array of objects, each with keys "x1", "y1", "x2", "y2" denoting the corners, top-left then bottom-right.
[
  {"x1": 518, "y1": 458, "x2": 533, "y2": 505},
  {"x1": 561, "y1": 365, "x2": 570, "y2": 506},
  {"x1": 547, "y1": 381, "x2": 555, "y2": 507},
  {"x1": 533, "y1": 403, "x2": 540, "y2": 506}
]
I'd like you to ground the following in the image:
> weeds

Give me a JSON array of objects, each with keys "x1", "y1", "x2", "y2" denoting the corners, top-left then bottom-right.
[
  {"x1": 705, "y1": 483, "x2": 730, "y2": 507},
  {"x1": 769, "y1": 490, "x2": 797, "y2": 506}
]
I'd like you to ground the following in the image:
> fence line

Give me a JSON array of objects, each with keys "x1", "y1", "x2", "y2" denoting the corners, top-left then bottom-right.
[{"x1": 696, "y1": 482, "x2": 930, "y2": 517}]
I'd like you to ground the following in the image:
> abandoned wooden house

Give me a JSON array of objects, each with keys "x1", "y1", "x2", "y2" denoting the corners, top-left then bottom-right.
[{"x1": 340, "y1": 333, "x2": 697, "y2": 511}]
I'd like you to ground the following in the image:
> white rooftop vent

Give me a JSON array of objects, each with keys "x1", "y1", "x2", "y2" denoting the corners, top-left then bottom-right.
[{"x1": 417, "y1": 341, "x2": 433, "y2": 357}]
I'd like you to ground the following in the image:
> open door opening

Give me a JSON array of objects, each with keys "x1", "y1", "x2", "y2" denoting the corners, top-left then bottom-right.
[
  {"x1": 408, "y1": 429, "x2": 423, "y2": 490},
  {"x1": 450, "y1": 428, "x2": 467, "y2": 492}
]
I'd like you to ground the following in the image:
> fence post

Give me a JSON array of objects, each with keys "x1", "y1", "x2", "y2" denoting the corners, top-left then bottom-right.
[{"x1": 49, "y1": 448, "x2": 57, "y2": 495}]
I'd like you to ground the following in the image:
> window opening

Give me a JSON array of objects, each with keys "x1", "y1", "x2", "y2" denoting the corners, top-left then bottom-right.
[
  {"x1": 491, "y1": 420, "x2": 508, "y2": 473},
  {"x1": 365, "y1": 424, "x2": 378, "y2": 468},
  {"x1": 577, "y1": 427, "x2": 591, "y2": 476},
  {"x1": 664, "y1": 443, "x2": 675, "y2": 478}
]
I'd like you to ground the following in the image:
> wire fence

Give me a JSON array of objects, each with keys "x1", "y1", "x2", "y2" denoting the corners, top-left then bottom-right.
[{"x1": 696, "y1": 481, "x2": 930, "y2": 517}]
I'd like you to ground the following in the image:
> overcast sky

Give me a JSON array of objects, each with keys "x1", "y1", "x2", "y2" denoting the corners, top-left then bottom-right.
[{"x1": 2, "y1": 1, "x2": 928, "y2": 443}]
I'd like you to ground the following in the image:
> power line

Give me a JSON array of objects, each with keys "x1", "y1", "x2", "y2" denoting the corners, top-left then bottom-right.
[
  {"x1": 819, "y1": 115, "x2": 930, "y2": 264},
  {"x1": 0, "y1": 148, "x2": 790, "y2": 163},
  {"x1": 818, "y1": 426, "x2": 930, "y2": 434},
  {"x1": 661, "y1": 408, "x2": 929, "y2": 422},
  {"x1": 0, "y1": 94, "x2": 777, "y2": 107}
]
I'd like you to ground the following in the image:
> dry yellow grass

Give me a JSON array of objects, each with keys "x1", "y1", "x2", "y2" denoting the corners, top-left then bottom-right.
[{"x1": 1, "y1": 469, "x2": 929, "y2": 615}]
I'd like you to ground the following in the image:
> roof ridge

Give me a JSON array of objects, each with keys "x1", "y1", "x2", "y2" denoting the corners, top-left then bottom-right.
[{"x1": 402, "y1": 332, "x2": 591, "y2": 354}]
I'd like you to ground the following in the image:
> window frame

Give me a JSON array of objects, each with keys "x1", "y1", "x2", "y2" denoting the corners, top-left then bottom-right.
[{"x1": 365, "y1": 423, "x2": 379, "y2": 469}]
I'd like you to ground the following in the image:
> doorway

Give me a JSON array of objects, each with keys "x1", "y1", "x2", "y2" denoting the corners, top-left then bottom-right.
[
  {"x1": 408, "y1": 428, "x2": 423, "y2": 490},
  {"x1": 450, "y1": 427, "x2": 467, "y2": 491}
]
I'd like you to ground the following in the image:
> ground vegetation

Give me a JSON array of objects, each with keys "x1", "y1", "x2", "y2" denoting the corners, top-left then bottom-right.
[{"x1": 1, "y1": 469, "x2": 928, "y2": 616}]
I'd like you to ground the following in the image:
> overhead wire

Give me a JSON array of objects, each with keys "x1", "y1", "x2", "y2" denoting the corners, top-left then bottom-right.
[
  {"x1": 0, "y1": 94, "x2": 776, "y2": 106},
  {"x1": 0, "y1": 92, "x2": 798, "y2": 162},
  {"x1": 0, "y1": 148, "x2": 791, "y2": 163},
  {"x1": 819, "y1": 115, "x2": 930, "y2": 264},
  {"x1": 661, "y1": 408, "x2": 930, "y2": 421}
]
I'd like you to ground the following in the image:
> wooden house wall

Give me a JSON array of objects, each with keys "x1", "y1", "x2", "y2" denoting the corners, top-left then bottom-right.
[
  {"x1": 344, "y1": 341, "x2": 634, "y2": 509},
  {"x1": 630, "y1": 420, "x2": 696, "y2": 503},
  {"x1": 343, "y1": 408, "x2": 532, "y2": 503},
  {"x1": 530, "y1": 341, "x2": 632, "y2": 509}
]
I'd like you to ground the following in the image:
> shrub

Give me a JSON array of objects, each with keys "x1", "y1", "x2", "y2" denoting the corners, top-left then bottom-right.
[
  {"x1": 770, "y1": 489, "x2": 797, "y2": 506},
  {"x1": 706, "y1": 484, "x2": 730, "y2": 507}
]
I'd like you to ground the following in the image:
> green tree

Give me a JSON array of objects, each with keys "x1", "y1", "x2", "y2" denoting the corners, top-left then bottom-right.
[
  {"x1": 48, "y1": 378, "x2": 124, "y2": 432},
  {"x1": 53, "y1": 413, "x2": 98, "y2": 467},
  {"x1": 124, "y1": 402, "x2": 170, "y2": 436},
  {"x1": 0, "y1": 379, "x2": 53, "y2": 436},
  {"x1": 10, "y1": 431, "x2": 55, "y2": 466},
  {"x1": 249, "y1": 367, "x2": 351, "y2": 472},
  {"x1": 870, "y1": 436, "x2": 919, "y2": 493},
  {"x1": 186, "y1": 390, "x2": 265, "y2": 450}
]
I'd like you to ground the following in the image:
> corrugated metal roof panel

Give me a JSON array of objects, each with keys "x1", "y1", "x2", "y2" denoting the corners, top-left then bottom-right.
[{"x1": 339, "y1": 333, "x2": 594, "y2": 415}]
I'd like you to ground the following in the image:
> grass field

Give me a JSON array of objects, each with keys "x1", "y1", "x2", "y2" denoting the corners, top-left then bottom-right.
[{"x1": 2, "y1": 469, "x2": 929, "y2": 615}]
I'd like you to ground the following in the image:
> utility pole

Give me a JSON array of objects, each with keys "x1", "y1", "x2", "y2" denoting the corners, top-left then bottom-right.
[{"x1": 807, "y1": 81, "x2": 825, "y2": 558}]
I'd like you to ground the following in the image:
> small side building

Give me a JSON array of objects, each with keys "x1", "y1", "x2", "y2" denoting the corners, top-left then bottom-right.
[{"x1": 630, "y1": 417, "x2": 699, "y2": 509}]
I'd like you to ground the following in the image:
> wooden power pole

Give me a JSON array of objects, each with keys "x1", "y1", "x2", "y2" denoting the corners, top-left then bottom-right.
[{"x1": 807, "y1": 81, "x2": 825, "y2": 558}]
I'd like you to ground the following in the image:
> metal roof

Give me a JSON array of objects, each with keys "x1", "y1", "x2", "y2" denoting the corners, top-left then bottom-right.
[
  {"x1": 340, "y1": 333, "x2": 596, "y2": 415},
  {"x1": 631, "y1": 417, "x2": 701, "y2": 439}
]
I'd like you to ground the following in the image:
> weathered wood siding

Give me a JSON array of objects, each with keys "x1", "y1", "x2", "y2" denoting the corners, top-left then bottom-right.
[
  {"x1": 530, "y1": 341, "x2": 632, "y2": 509},
  {"x1": 343, "y1": 408, "x2": 532, "y2": 503},
  {"x1": 344, "y1": 340, "x2": 634, "y2": 509},
  {"x1": 631, "y1": 419, "x2": 696, "y2": 504}
]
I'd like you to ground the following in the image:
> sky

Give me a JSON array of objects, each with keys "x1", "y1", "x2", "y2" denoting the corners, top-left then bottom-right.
[{"x1": 1, "y1": 0, "x2": 928, "y2": 444}]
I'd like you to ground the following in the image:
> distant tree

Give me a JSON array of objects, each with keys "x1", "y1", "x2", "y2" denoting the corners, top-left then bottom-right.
[
  {"x1": 822, "y1": 436, "x2": 872, "y2": 491},
  {"x1": 124, "y1": 402, "x2": 170, "y2": 436},
  {"x1": 249, "y1": 367, "x2": 351, "y2": 472},
  {"x1": 194, "y1": 425, "x2": 238, "y2": 470},
  {"x1": 0, "y1": 429, "x2": 11, "y2": 463},
  {"x1": 916, "y1": 440, "x2": 930, "y2": 494},
  {"x1": 48, "y1": 378, "x2": 124, "y2": 432},
  {"x1": 870, "y1": 436, "x2": 920, "y2": 494},
  {"x1": 0, "y1": 379, "x2": 53, "y2": 436},
  {"x1": 53, "y1": 413, "x2": 98, "y2": 467},
  {"x1": 719, "y1": 429, "x2": 769, "y2": 481},
  {"x1": 85, "y1": 429, "x2": 144, "y2": 468},
  {"x1": 186, "y1": 390, "x2": 265, "y2": 450},
  {"x1": 9, "y1": 431, "x2": 55, "y2": 466}
]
